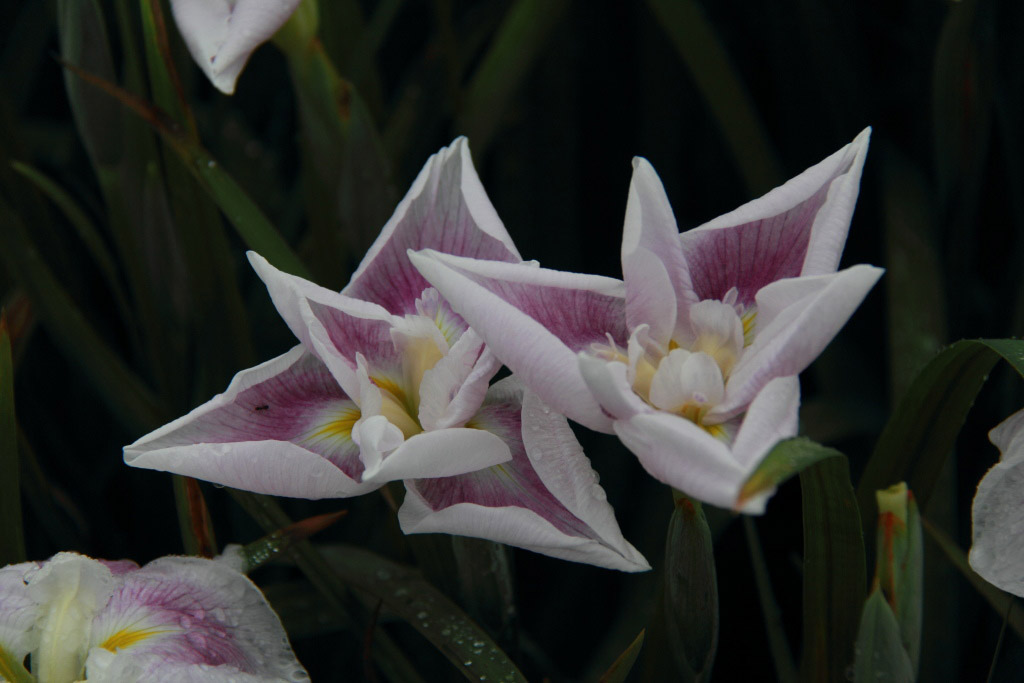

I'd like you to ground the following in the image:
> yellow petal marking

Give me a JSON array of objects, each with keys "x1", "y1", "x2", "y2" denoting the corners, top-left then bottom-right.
[
  {"x1": 741, "y1": 309, "x2": 757, "y2": 346},
  {"x1": 100, "y1": 625, "x2": 173, "y2": 652},
  {"x1": 307, "y1": 405, "x2": 361, "y2": 444}
]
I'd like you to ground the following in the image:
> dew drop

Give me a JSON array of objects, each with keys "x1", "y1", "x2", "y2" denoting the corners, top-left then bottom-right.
[
  {"x1": 376, "y1": 568, "x2": 392, "y2": 581},
  {"x1": 593, "y1": 486, "x2": 607, "y2": 501},
  {"x1": 393, "y1": 587, "x2": 409, "y2": 598},
  {"x1": 464, "y1": 660, "x2": 473, "y2": 667},
  {"x1": 206, "y1": 159, "x2": 217, "y2": 169},
  {"x1": 441, "y1": 628, "x2": 452, "y2": 636},
  {"x1": 473, "y1": 640, "x2": 485, "y2": 648},
  {"x1": 416, "y1": 611, "x2": 429, "y2": 620}
]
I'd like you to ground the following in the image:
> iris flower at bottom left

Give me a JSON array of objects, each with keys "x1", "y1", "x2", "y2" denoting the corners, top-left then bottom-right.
[{"x1": 0, "y1": 552, "x2": 307, "y2": 682}]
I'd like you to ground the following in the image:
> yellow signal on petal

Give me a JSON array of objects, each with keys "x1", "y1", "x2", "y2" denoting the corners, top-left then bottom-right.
[
  {"x1": 741, "y1": 308, "x2": 757, "y2": 346},
  {"x1": 101, "y1": 625, "x2": 173, "y2": 651}
]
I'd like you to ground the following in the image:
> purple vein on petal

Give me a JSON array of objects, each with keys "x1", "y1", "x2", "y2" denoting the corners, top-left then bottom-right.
[
  {"x1": 343, "y1": 139, "x2": 520, "y2": 315},
  {"x1": 413, "y1": 396, "x2": 596, "y2": 540},
  {"x1": 133, "y1": 350, "x2": 364, "y2": 481},
  {"x1": 679, "y1": 180, "x2": 830, "y2": 306}
]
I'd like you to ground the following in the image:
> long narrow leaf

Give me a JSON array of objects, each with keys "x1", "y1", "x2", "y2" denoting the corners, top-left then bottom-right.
[
  {"x1": 800, "y1": 457, "x2": 866, "y2": 683},
  {"x1": 9, "y1": 161, "x2": 134, "y2": 335},
  {"x1": 229, "y1": 490, "x2": 425, "y2": 683},
  {"x1": 0, "y1": 198, "x2": 165, "y2": 434},
  {"x1": 60, "y1": 61, "x2": 311, "y2": 280},
  {"x1": 0, "y1": 313, "x2": 25, "y2": 565},
  {"x1": 856, "y1": 338, "x2": 1024, "y2": 527},
  {"x1": 320, "y1": 544, "x2": 529, "y2": 683},
  {"x1": 736, "y1": 437, "x2": 843, "y2": 509}
]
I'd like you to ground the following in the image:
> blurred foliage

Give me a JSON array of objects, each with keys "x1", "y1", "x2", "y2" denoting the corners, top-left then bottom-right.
[{"x1": 2, "y1": 0, "x2": 1023, "y2": 680}]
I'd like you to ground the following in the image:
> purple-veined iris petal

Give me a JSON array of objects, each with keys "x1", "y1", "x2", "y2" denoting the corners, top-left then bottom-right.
[
  {"x1": 622, "y1": 157, "x2": 695, "y2": 345},
  {"x1": 410, "y1": 249, "x2": 627, "y2": 432},
  {"x1": 125, "y1": 346, "x2": 378, "y2": 499},
  {"x1": 713, "y1": 264, "x2": 882, "y2": 419},
  {"x1": 86, "y1": 556, "x2": 307, "y2": 682},
  {"x1": 680, "y1": 128, "x2": 871, "y2": 305},
  {"x1": 344, "y1": 138, "x2": 521, "y2": 314},
  {"x1": 3, "y1": 552, "x2": 307, "y2": 682},
  {"x1": 399, "y1": 379, "x2": 649, "y2": 572},
  {"x1": 170, "y1": 0, "x2": 302, "y2": 94},
  {"x1": 970, "y1": 409, "x2": 1024, "y2": 598},
  {"x1": 249, "y1": 253, "x2": 400, "y2": 400}
]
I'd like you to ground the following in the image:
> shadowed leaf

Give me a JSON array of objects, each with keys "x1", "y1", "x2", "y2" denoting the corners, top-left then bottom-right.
[
  {"x1": 598, "y1": 629, "x2": 646, "y2": 683},
  {"x1": 0, "y1": 312, "x2": 25, "y2": 565},
  {"x1": 736, "y1": 437, "x2": 843, "y2": 510}
]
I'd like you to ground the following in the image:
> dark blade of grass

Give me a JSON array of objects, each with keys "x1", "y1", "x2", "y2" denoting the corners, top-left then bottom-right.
[
  {"x1": 320, "y1": 544, "x2": 529, "y2": 683},
  {"x1": 744, "y1": 517, "x2": 797, "y2": 683},
  {"x1": 60, "y1": 61, "x2": 311, "y2": 280},
  {"x1": 9, "y1": 161, "x2": 135, "y2": 338},
  {"x1": 856, "y1": 339, "x2": 1024, "y2": 532},
  {"x1": 0, "y1": 312, "x2": 26, "y2": 565},
  {"x1": 645, "y1": 0, "x2": 783, "y2": 195},
  {"x1": 229, "y1": 490, "x2": 425, "y2": 683},
  {"x1": 0, "y1": 198, "x2": 165, "y2": 434},
  {"x1": 456, "y1": 0, "x2": 570, "y2": 157},
  {"x1": 597, "y1": 630, "x2": 646, "y2": 683},
  {"x1": 800, "y1": 457, "x2": 866, "y2": 683}
]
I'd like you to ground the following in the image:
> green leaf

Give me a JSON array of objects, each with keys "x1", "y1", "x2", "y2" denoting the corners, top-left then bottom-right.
[
  {"x1": 319, "y1": 544, "x2": 528, "y2": 683},
  {"x1": 736, "y1": 437, "x2": 843, "y2": 510},
  {"x1": 279, "y1": 37, "x2": 395, "y2": 287},
  {"x1": 9, "y1": 161, "x2": 134, "y2": 334},
  {"x1": 59, "y1": 62, "x2": 311, "y2": 280},
  {"x1": 921, "y1": 516, "x2": 1024, "y2": 642},
  {"x1": 456, "y1": 0, "x2": 570, "y2": 157},
  {"x1": 0, "y1": 198, "x2": 165, "y2": 434},
  {"x1": 229, "y1": 491, "x2": 425, "y2": 683},
  {"x1": 0, "y1": 313, "x2": 26, "y2": 566},
  {"x1": 645, "y1": 0, "x2": 783, "y2": 195},
  {"x1": 598, "y1": 630, "x2": 646, "y2": 683},
  {"x1": 800, "y1": 457, "x2": 866, "y2": 683},
  {"x1": 451, "y1": 537, "x2": 518, "y2": 649},
  {"x1": 239, "y1": 510, "x2": 347, "y2": 573},
  {"x1": 856, "y1": 339, "x2": 1024, "y2": 527},
  {"x1": 663, "y1": 492, "x2": 718, "y2": 681},
  {"x1": 851, "y1": 590, "x2": 914, "y2": 683}
]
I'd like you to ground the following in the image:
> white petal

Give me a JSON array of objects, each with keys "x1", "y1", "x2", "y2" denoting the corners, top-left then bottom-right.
[
  {"x1": 249, "y1": 252, "x2": 399, "y2": 399},
  {"x1": 170, "y1": 0, "x2": 302, "y2": 94},
  {"x1": 410, "y1": 250, "x2": 626, "y2": 432},
  {"x1": 86, "y1": 555, "x2": 308, "y2": 681},
  {"x1": 124, "y1": 347, "x2": 376, "y2": 499},
  {"x1": 418, "y1": 330, "x2": 498, "y2": 431},
  {"x1": 614, "y1": 412, "x2": 746, "y2": 510},
  {"x1": 717, "y1": 265, "x2": 882, "y2": 418},
  {"x1": 970, "y1": 409, "x2": 1024, "y2": 597},
  {"x1": 361, "y1": 427, "x2": 512, "y2": 484},
  {"x1": 519, "y1": 390, "x2": 649, "y2": 570},
  {"x1": 29, "y1": 553, "x2": 115, "y2": 683},
  {"x1": 578, "y1": 354, "x2": 651, "y2": 421},
  {"x1": 622, "y1": 158, "x2": 693, "y2": 345},
  {"x1": 648, "y1": 350, "x2": 724, "y2": 413},
  {"x1": 0, "y1": 562, "x2": 41, "y2": 667}
]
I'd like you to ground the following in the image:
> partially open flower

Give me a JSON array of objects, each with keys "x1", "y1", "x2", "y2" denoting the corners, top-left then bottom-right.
[{"x1": 0, "y1": 552, "x2": 306, "y2": 682}]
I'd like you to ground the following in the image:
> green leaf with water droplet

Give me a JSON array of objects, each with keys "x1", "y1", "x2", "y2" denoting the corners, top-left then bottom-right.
[
  {"x1": 319, "y1": 544, "x2": 528, "y2": 683},
  {"x1": 857, "y1": 338, "x2": 1024, "y2": 532}
]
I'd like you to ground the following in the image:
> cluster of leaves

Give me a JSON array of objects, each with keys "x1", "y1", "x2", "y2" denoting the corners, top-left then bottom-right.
[{"x1": 1, "y1": 0, "x2": 1023, "y2": 680}]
